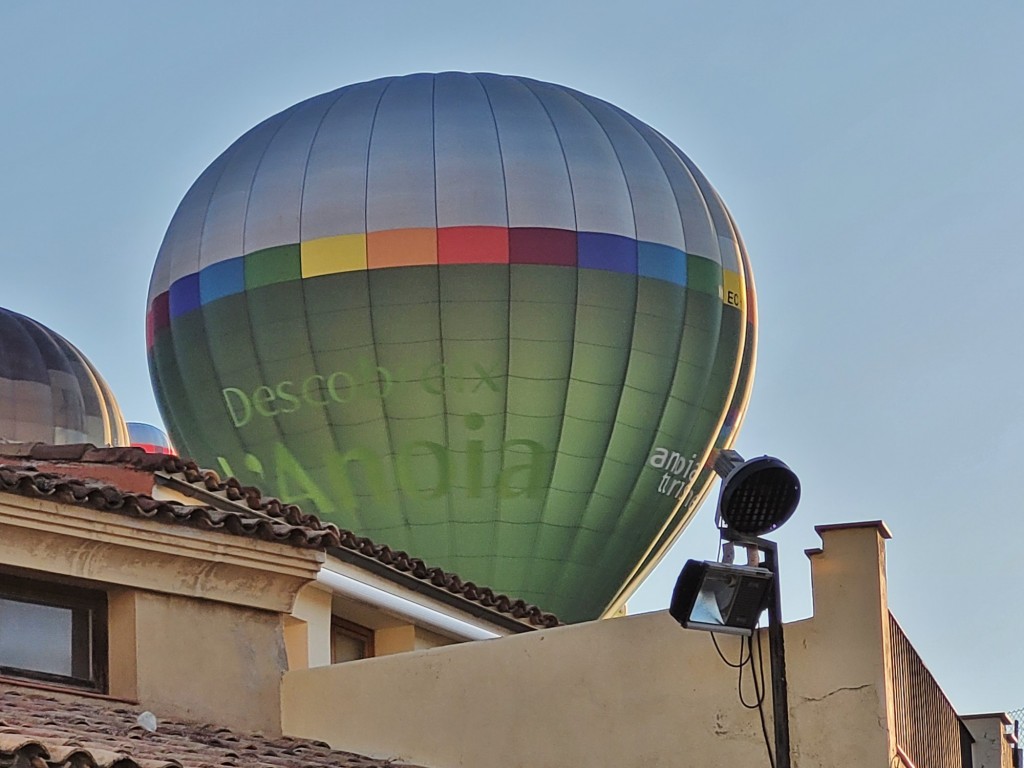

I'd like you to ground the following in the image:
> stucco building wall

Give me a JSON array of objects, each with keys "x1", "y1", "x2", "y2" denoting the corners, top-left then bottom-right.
[
  {"x1": 0, "y1": 491, "x2": 322, "y2": 735},
  {"x1": 111, "y1": 589, "x2": 289, "y2": 733},
  {"x1": 4, "y1": 461, "x2": 1010, "y2": 768},
  {"x1": 282, "y1": 523, "x2": 899, "y2": 768},
  {"x1": 284, "y1": 611, "x2": 773, "y2": 768},
  {"x1": 964, "y1": 714, "x2": 1016, "y2": 768}
]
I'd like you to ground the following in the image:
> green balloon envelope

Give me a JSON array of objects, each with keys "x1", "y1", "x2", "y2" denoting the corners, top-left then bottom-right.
[{"x1": 147, "y1": 73, "x2": 756, "y2": 622}]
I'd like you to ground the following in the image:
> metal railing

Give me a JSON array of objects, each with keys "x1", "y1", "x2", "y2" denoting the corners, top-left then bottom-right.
[
  {"x1": 1010, "y1": 710, "x2": 1022, "y2": 768},
  {"x1": 1010, "y1": 708, "x2": 1023, "y2": 733},
  {"x1": 890, "y1": 615, "x2": 973, "y2": 768}
]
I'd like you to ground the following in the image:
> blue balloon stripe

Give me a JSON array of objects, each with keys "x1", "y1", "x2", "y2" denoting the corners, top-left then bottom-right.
[
  {"x1": 638, "y1": 241, "x2": 687, "y2": 286},
  {"x1": 577, "y1": 232, "x2": 637, "y2": 275},
  {"x1": 168, "y1": 273, "x2": 201, "y2": 320},
  {"x1": 199, "y1": 256, "x2": 245, "y2": 304}
]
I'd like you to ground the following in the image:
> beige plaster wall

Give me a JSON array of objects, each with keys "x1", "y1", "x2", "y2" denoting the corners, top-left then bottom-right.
[
  {"x1": 963, "y1": 715, "x2": 1015, "y2": 768},
  {"x1": 413, "y1": 626, "x2": 454, "y2": 651},
  {"x1": 284, "y1": 611, "x2": 775, "y2": 768},
  {"x1": 1, "y1": 492, "x2": 321, "y2": 734},
  {"x1": 786, "y1": 523, "x2": 896, "y2": 766},
  {"x1": 0, "y1": 495, "x2": 322, "y2": 614},
  {"x1": 374, "y1": 624, "x2": 417, "y2": 657},
  {"x1": 289, "y1": 583, "x2": 333, "y2": 668},
  {"x1": 281, "y1": 523, "x2": 898, "y2": 768},
  {"x1": 113, "y1": 590, "x2": 288, "y2": 735}
]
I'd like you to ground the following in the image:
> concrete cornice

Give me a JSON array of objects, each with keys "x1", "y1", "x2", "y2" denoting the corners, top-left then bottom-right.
[
  {"x1": 0, "y1": 495, "x2": 323, "y2": 613},
  {"x1": 962, "y1": 712, "x2": 1013, "y2": 724},
  {"x1": 814, "y1": 520, "x2": 893, "y2": 539}
]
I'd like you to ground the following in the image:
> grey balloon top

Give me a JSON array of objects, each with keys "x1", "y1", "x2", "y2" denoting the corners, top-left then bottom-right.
[{"x1": 149, "y1": 72, "x2": 742, "y2": 304}]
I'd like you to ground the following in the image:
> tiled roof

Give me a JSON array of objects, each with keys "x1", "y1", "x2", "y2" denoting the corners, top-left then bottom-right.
[
  {"x1": 0, "y1": 684, "x2": 425, "y2": 768},
  {"x1": 0, "y1": 457, "x2": 339, "y2": 551},
  {"x1": 0, "y1": 443, "x2": 560, "y2": 629}
]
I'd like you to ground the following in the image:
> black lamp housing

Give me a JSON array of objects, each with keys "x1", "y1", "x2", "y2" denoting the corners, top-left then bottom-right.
[
  {"x1": 714, "y1": 452, "x2": 801, "y2": 536},
  {"x1": 669, "y1": 559, "x2": 774, "y2": 636}
]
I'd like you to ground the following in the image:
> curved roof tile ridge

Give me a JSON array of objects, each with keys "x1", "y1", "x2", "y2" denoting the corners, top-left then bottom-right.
[{"x1": 0, "y1": 463, "x2": 340, "y2": 551}]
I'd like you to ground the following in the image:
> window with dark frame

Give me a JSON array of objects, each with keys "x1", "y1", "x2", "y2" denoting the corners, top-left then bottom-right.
[
  {"x1": 0, "y1": 574, "x2": 107, "y2": 692},
  {"x1": 331, "y1": 616, "x2": 374, "y2": 663}
]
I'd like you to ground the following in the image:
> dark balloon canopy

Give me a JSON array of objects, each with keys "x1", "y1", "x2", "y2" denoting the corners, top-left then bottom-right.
[
  {"x1": 0, "y1": 307, "x2": 130, "y2": 447},
  {"x1": 147, "y1": 73, "x2": 756, "y2": 622}
]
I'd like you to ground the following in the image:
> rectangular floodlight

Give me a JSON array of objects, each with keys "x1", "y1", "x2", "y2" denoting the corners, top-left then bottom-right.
[{"x1": 669, "y1": 560, "x2": 773, "y2": 636}]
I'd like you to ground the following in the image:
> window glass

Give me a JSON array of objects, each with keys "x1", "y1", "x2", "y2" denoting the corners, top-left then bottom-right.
[
  {"x1": 331, "y1": 618, "x2": 374, "y2": 663},
  {"x1": 0, "y1": 576, "x2": 104, "y2": 690},
  {"x1": 0, "y1": 598, "x2": 74, "y2": 676},
  {"x1": 332, "y1": 631, "x2": 366, "y2": 663}
]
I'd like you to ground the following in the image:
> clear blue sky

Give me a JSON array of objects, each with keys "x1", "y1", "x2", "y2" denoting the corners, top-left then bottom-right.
[{"x1": 2, "y1": 1, "x2": 1020, "y2": 713}]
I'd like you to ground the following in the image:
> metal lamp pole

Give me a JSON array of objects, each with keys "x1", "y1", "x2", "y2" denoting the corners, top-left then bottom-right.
[{"x1": 725, "y1": 530, "x2": 791, "y2": 768}]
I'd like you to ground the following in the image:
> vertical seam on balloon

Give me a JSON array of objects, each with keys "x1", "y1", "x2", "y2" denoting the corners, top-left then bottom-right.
[
  {"x1": 640, "y1": 197, "x2": 752, "y2": 556},
  {"x1": 163, "y1": 142, "x2": 239, "y2": 461},
  {"x1": 154, "y1": 164, "x2": 223, "y2": 454},
  {"x1": 585, "y1": 112, "x2": 714, "y2": 603},
  {"x1": 293, "y1": 87, "x2": 369, "y2": 534},
  {"x1": 668, "y1": 137, "x2": 730, "y2": 271},
  {"x1": 574, "y1": 107, "x2": 689, "y2": 617},
  {"x1": 20, "y1": 315, "x2": 78, "y2": 444},
  {"x1": 0, "y1": 321, "x2": 22, "y2": 438},
  {"x1": 84, "y1": 355, "x2": 128, "y2": 447},
  {"x1": 226, "y1": 109, "x2": 295, "y2": 485},
  {"x1": 13, "y1": 317, "x2": 56, "y2": 442},
  {"x1": 709, "y1": 194, "x2": 752, "y2": 423},
  {"x1": 723, "y1": 205, "x2": 757, "y2": 437},
  {"x1": 649, "y1": 133, "x2": 729, "y2": 475},
  {"x1": 82, "y1": 329, "x2": 123, "y2": 444},
  {"x1": 607, "y1": 105, "x2": 691, "y2": 255},
  {"x1": 517, "y1": 77, "x2": 581, "y2": 586},
  {"x1": 475, "y1": 74, "x2": 511, "y2": 230},
  {"x1": 363, "y1": 76, "x2": 413, "y2": 536},
  {"x1": 548, "y1": 89, "x2": 644, "y2": 598},
  {"x1": 475, "y1": 72, "x2": 512, "y2": 589},
  {"x1": 181, "y1": 144, "x2": 251, "y2": 459},
  {"x1": 429, "y1": 73, "x2": 455, "y2": 562},
  {"x1": 630, "y1": 204, "x2": 757, "y2": 607},
  {"x1": 618, "y1": 165, "x2": 738, "y2": 607}
]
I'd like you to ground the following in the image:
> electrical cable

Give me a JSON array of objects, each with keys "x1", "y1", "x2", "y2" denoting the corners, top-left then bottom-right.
[
  {"x1": 754, "y1": 629, "x2": 768, "y2": 701},
  {"x1": 737, "y1": 637, "x2": 761, "y2": 710},
  {"x1": 711, "y1": 631, "x2": 750, "y2": 669}
]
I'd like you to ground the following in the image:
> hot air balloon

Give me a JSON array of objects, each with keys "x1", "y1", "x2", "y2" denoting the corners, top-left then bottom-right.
[
  {"x1": 0, "y1": 306, "x2": 130, "y2": 447},
  {"x1": 147, "y1": 73, "x2": 755, "y2": 622},
  {"x1": 127, "y1": 421, "x2": 176, "y2": 455}
]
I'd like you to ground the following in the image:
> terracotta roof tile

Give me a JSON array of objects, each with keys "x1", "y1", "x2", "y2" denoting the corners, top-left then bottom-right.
[
  {"x1": 0, "y1": 463, "x2": 339, "y2": 551},
  {"x1": 0, "y1": 685, "x2": 423, "y2": 768},
  {"x1": 0, "y1": 443, "x2": 561, "y2": 629}
]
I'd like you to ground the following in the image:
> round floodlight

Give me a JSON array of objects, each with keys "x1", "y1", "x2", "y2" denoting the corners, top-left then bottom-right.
[{"x1": 717, "y1": 456, "x2": 800, "y2": 536}]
